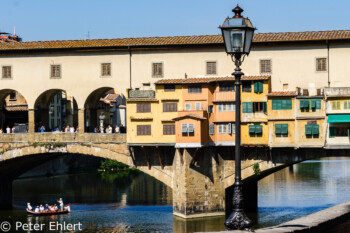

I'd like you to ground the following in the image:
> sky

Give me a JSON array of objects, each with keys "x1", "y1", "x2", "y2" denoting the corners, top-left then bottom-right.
[{"x1": 0, "y1": 0, "x2": 349, "y2": 41}]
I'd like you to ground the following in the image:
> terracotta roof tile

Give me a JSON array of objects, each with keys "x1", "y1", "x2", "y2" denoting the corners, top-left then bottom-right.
[
  {"x1": 2, "y1": 30, "x2": 350, "y2": 51},
  {"x1": 5, "y1": 105, "x2": 28, "y2": 111},
  {"x1": 126, "y1": 98, "x2": 158, "y2": 102},
  {"x1": 155, "y1": 76, "x2": 269, "y2": 85},
  {"x1": 267, "y1": 91, "x2": 297, "y2": 97}
]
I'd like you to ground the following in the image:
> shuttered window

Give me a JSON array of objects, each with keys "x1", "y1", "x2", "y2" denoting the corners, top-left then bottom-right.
[
  {"x1": 195, "y1": 102, "x2": 202, "y2": 110},
  {"x1": 209, "y1": 124, "x2": 215, "y2": 135},
  {"x1": 275, "y1": 124, "x2": 288, "y2": 135},
  {"x1": 206, "y1": 62, "x2": 216, "y2": 75},
  {"x1": 2, "y1": 66, "x2": 11, "y2": 79},
  {"x1": 254, "y1": 81, "x2": 264, "y2": 93},
  {"x1": 242, "y1": 102, "x2": 253, "y2": 113},
  {"x1": 163, "y1": 124, "x2": 175, "y2": 135},
  {"x1": 181, "y1": 123, "x2": 195, "y2": 133},
  {"x1": 152, "y1": 63, "x2": 163, "y2": 77},
  {"x1": 163, "y1": 103, "x2": 177, "y2": 112},
  {"x1": 164, "y1": 84, "x2": 175, "y2": 92},
  {"x1": 272, "y1": 99, "x2": 292, "y2": 110},
  {"x1": 137, "y1": 125, "x2": 151, "y2": 135},
  {"x1": 249, "y1": 125, "x2": 262, "y2": 135},
  {"x1": 332, "y1": 101, "x2": 341, "y2": 110},
  {"x1": 188, "y1": 86, "x2": 202, "y2": 94},
  {"x1": 51, "y1": 65, "x2": 61, "y2": 78},
  {"x1": 218, "y1": 102, "x2": 235, "y2": 112},
  {"x1": 242, "y1": 81, "x2": 251, "y2": 92},
  {"x1": 260, "y1": 59, "x2": 271, "y2": 73},
  {"x1": 316, "y1": 58, "x2": 327, "y2": 71},
  {"x1": 137, "y1": 103, "x2": 151, "y2": 112},
  {"x1": 344, "y1": 101, "x2": 350, "y2": 110},
  {"x1": 101, "y1": 63, "x2": 111, "y2": 76},
  {"x1": 300, "y1": 99, "x2": 321, "y2": 110}
]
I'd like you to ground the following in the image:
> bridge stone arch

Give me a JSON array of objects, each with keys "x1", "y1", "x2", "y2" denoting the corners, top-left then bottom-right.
[
  {"x1": 0, "y1": 89, "x2": 29, "y2": 132},
  {"x1": 84, "y1": 87, "x2": 126, "y2": 132}
]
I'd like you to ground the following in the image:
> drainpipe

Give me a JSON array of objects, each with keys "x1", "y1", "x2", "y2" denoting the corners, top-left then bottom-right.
[
  {"x1": 326, "y1": 40, "x2": 330, "y2": 87},
  {"x1": 128, "y1": 46, "x2": 132, "y2": 89}
]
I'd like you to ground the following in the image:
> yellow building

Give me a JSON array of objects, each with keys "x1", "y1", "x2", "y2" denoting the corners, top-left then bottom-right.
[
  {"x1": 241, "y1": 76, "x2": 271, "y2": 147},
  {"x1": 295, "y1": 88, "x2": 326, "y2": 148},
  {"x1": 126, "y1": 81, "x2": 182, "y2": 146},
  {"x1": 267, "y1": 91, "x2": 297, "y2": 148}
]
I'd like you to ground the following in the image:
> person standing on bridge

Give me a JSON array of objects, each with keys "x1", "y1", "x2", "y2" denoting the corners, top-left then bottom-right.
[{"x1": 6, "y1": 126, "x2": 10, "y2": 134}]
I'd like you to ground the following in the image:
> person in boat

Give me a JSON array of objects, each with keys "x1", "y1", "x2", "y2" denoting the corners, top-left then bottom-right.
[
  {"x1": 48, "y1": 205, "x2": 54, "y2": 211},
  {"x1": 57, "y1": 198, "x2": 64, "y2": 211},
  {"x1": 27, "y1": 203, "x2": 32, "y2": 211},
  {"x1": 39, "y1": 205, "x2": 44, "y2": 212},
  {"x1": 35, "y1": 206, "x2": 39, "y2": 213},
  {"x1": 45, "y1": 204, "x2": 49, "y2": 212},
  {"x1": 53, "y1": 204, "x2": 58, "y2": 211},
  {"x1": 64, "y1": 205, "x2": 71, "y2": 212}
]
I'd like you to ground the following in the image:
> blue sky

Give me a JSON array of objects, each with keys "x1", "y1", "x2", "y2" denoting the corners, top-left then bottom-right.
[{"x1": 0, "y1": 0, "x2": 349, "y2": 41}]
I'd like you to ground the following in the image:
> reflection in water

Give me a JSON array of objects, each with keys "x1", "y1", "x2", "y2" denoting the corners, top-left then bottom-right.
[
  {"x1": 255, "y1": 157, "x2": 350, "y2": 228},
  {"x1": 2, "y1": 157, "x2": 350, "y2": 232}
]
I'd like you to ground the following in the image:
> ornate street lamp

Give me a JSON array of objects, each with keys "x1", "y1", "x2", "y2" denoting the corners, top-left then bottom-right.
[{"x1": 219, "y1": 4, "x2": 256, "y2": 231}]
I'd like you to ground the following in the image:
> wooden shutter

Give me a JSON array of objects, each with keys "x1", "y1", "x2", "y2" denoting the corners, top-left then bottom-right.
[
  {"x1": 312, "y1": 124, "x2": 319, "y2": 135},
  {"x1": 316, "y1": 99, "x2": 321, "y2": 109},
  {"x1": 231, "y1": 123, "x2": 235, "y2": 134},
  {"x1": 276, "y1": 100, "x2": 282, "y2": 110},
  {"x1": 259, "y1": 81, "x2": 264, "y2": 93},
  {"x1": 254, "y1": 82, "x2": 259, "y2": 93},
  {"x1": 272, "y1": 100, "x2": 277, "y2": 110},
  {"x1": 286, "y1": 99, "x2": 292, "y2": 109},
  {"x1": 282, "y1": 124, "x2": 288, "y2": 135},
  {"x1": 227, "y1": 123, "x2": 231, "y2": 134},
  {"x1": 163, "y1": 124, "x2": 175, "y2": 135},
  {"x1": 275, "y1": 124, "x2": 281, "y2": 135},
  {"x1": 263, "y1": 102, "x2": 267, "y2": 114},
  {"x1": 242, "y1": 102, "x2": 247, "y2": 113},
  {"x1": 247, "y1": 102, "x2": 253, "y2": 113},
  {"x1": 300, "y1": 100, "x2": 304, "y2": 109},
  {"x1": 311, "y1": 100, "x2": 316, "y2": 109},
  {"x1": 305, "y1": 124, "x2": 312, "y2": 135},
  {"x1": 256, "y1": 125, "x2": 263, "y2": 134},
  {"x1": 209, "y1": 124, "x2": 215, "y2": 135},
  {"x1": 181, "y1": 124, "x2": 188, "y2": 133},
  {"x1": 249, "y1": 125, "x2": 255, "y2": 134},
  {"x1": 281, "y1": 99, "x2": 287, "y2": 109},
  {"x1": 329, "y1": 126, "x2": 336, "y2": 138}
]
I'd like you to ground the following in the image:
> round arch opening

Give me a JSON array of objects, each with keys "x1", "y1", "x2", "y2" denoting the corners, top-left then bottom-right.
[
  {"x1": 0, "y1": 89, "x2": 29, "y2": 133},
  {"x1": 84, "y1": 87, "x2": 126, "y2": 133},
  {"x1": 34, "y1": 89, "x2": 78, "y2": 132}
]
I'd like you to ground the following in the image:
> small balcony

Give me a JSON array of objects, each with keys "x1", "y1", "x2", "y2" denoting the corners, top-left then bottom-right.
[{"x1": 214, "y1": 92, "x2": 235, "y2": 102}]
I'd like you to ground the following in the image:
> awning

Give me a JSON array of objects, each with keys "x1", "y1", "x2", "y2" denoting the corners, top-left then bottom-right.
[{"x1": 327, "y1": 114, "x2": 350, "y2": 123}]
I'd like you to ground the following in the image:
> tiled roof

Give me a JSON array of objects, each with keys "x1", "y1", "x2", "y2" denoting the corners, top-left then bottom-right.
[
  {"x1": 1, "y1": 30, "x2": 350, "y2": 51},
  {"x1": 155, "y1": 76, "x2": 270, "y2": 85},
  {"x1": 267, "y1": 91, "x2": 297, "y2": 97},
  {"x1": 126, "y1": 98, "x2": 158, "y2": 102},
  {"x1": 173, "y1": 114, "x2": 207, "y2": 121}
]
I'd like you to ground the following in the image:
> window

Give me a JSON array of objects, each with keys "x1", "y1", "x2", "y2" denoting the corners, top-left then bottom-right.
[
  {"x1": 163, "y1": 103, "x2": 177, "y2": 112},
  {"x1": 209, "y1": 124, "x2": 215, "y2": 135},
  {"x1": 206, "y1": 62, "x2": 216, "y2": 75},
  {"x1": 329, "y1": 126, "x2": 350, "y2": 137},
  {"x1": 218, "y1": 123, "x2": 234, "y2": 134},
  {"x1": 260, "y1": 59, "x2": 271, "y2": 73},
  {"x1": 253, "y1": 102, "x2": 267, "y2": 113},
  {"x1": 51, "y1": 65, "x2": 61, "y2": 78},
  {"x1": 164, "y1": 84, "x2": 175, "y2": 92},
  {"x1": 181, "y1": 123, "x2": 195, "y2": 133},
  {"x1": 163, "y1": 124, "x2": 175, "y2": 135},
  {"x1": 242, "y1": 81, "x2": 251, "y2": 92},
  {"x1": 137, "y1": 103, "x2": 151, "y2": 113},
  {"x1": 275, "y1": 124, "x2": 288, "y2": 136},
  {"x1": 316, "y1": 58, "x2": 327, "y2": 72},
  {"x1": 331, "y1": 101, "x2": 341, "y2": 110},
  {"x1": 249, "y1": 125, "x2": 263, "y2": 135},
  {"x1": 305, "y1": 124, "x2": 319, "y2": 137},
  {"x1": 2, "y1": 66, "x2": 11, "y2": 79},
  {"x1": 272, "y1": 99, "x2": 292, "y2": 110},
  {"x1": 254, "y1": 81, "x2": 264, "y2": 93},
  {"x1": 207, "y1": 105, "x2": 213, "y2": 113},
  {"x1": 283, "y1": 84, "x2": 289, "y2": 90},
  {"x1": 152, "y1": 63, "x2": 163, "y2": 77},
  {"x1": 344, "y1": 101, "x2": 350, "y2": 110},
  {"x1": 101, "y1": 63, "x2": 111, "y2": 76},
  {"x1": 218, "y1": 102, "x2": 235, "y2": 112},
  {"x1": 219, "y1": 83, "x2": 234, "y2": 92},
  {"x1": 188, "y1": 86, "x2": 202, "y2": 94},
  {"x1": 137, "y1": 125, "x2": 151, "y2": 135},
  {"x1": 9, "y1": 92, "x2": 16, "y2": 101},
  {"x1": 195, "y1": 102, "x2": 201, "y2": 110},
  {"x1": 185, "y1": 103, "x2": 191, "y2": 111},
  {"x1": 300, "y1": 99, "x2": 321, "y2": 110}
]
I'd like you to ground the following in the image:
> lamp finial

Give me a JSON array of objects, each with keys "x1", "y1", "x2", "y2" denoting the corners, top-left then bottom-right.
[{"x1": 232, "y1": 5, "x2": 244, "y2": 18}]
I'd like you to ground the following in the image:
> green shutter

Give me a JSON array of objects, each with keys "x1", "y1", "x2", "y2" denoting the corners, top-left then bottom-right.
[
  {"x1": 276, "y1": 100, "x2": 282, "y2": 110},
  {"x1": 242, "y1": 102, "x2": 247, "y2": 113},
  {"x1": 316, "y1": 99, "x2": 321, "y2": 109},
  {"x1": 329, "y1": 126, "x2": 336, "y2": 137},
  {"x1": 259, "y1": 81, "x2": 264, "y2": 93},
  {"x1": 249, "y1": 125, "x2": 255, "y2": 134},
  {"x1": 263, "y1": 102, "x2": 267, "y2": 114},
  {"x1": 272, "y1": 100, "x2": 277, "y2": 110},
  {"x1": 282, "y1": 124, "x2": 288, "y2": 135},
  {"x1": 247, "y1": 102, "x2": 253, "y2": 113},
  {"x1": 305, "y1": 124, "x2": 312, "y2": 135},
  {"x1": 254, "y1": 82, "x2": 259, "y2": 93},
  {"x1": 344, "y1": 101, "x2": 348, "y2": 110},
  {"x1": 285, "y1": 99, "x2": 292, "y2": 110},
  {"x1": 255, "y1": 125, "x2": 263, "y2": 134},
  {"x1": 312, "y1": 124, "x2": 319, "y2": 135},
  {"x1": 311, "y1": 100, "x2": 316, "y2": 109},
  {"x1": 275, "y1": 124, "x2": 281, "y2": 135},
  {"x1": 303, "y1": 100, "x2": 309, "y2": 109},
  {"x1": 300, "y1": 100, "x2": 304, "y2": 109},
  {"x1": 281, "y1": 99, "x2": 287, "y2": 109}
]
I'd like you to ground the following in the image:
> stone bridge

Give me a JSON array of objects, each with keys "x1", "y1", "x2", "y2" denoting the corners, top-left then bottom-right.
[{"x1": 0, "y1": 133, "x2": 345, "y2": 218}]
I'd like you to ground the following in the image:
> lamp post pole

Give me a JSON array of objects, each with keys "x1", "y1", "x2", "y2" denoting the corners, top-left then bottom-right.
[{"x1": 219, "y1": 5, "x2": 256, "y2": 232}]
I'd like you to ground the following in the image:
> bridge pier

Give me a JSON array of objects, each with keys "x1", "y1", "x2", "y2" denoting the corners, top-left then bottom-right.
[
  {"x1": 28, "y1": 109, "x2": 35, "y2": 133},
  {"x1": 0, "y1": 177, "x2": 12, "y2": 209},
  {"x1": 172, "y1": 148, "x2": 225, "y2": 218}
]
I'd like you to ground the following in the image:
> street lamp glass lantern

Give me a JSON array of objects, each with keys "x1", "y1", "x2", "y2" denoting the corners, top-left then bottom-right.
[{"x1": 220, "y1": 6, "x2": 256, "y2": 56}]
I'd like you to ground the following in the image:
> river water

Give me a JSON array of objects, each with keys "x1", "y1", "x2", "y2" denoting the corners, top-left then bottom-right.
[{"x1": 1, "y1": 157, "x2": 350, "y2": 232}]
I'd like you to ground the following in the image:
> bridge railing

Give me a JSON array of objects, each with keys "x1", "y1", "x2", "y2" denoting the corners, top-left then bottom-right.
[{"x1": 0, "y1": 133, "x2": 126, "y2": 143}]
